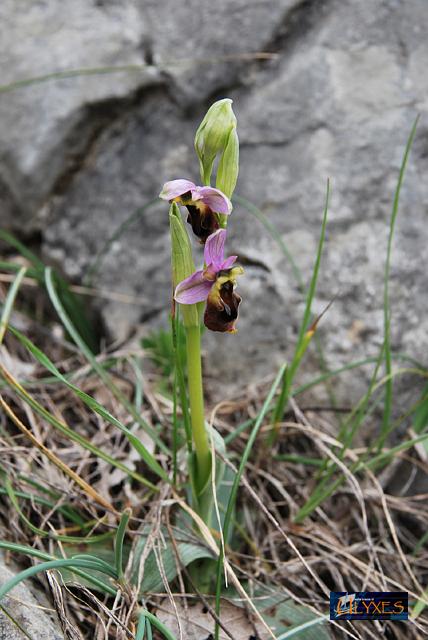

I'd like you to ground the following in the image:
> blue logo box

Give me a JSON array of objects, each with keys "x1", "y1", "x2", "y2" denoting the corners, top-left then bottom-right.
[{"x1": 330, "y1": 592, "x2": 408, "y2": 621}]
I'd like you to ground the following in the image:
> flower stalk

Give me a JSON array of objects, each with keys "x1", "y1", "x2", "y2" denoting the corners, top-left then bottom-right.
[{"x1": 185, "y1": 324, "x2": 211, "y2": 493}]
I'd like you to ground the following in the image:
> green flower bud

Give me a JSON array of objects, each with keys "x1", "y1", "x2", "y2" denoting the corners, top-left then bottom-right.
[
  {"x1": 216, "y1": 126, "x2": 239, "y2": 199},
  {"x1": 169, "y1": 203, "x2": 199, "y2": 327},
  {"x1": 194, "y1": 98, "x2": 238, "y2": 191}
]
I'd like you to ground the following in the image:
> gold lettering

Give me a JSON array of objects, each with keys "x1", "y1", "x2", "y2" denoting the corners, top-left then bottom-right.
[
  {"x1": 394, "y1": 601, "x2": 404, "y2": 614},
  {"x1": 361, "y1": 601, "x2": 371, "y2": 614},
  {"x1": 372, "y1": 601, "x2": 382, "y2": 614}
]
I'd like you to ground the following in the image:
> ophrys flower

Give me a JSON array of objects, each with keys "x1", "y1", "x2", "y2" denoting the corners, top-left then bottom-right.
[
  {"x1": 160, "y1": 179, "x2": 232, "y2": 243},
  {"x1": 174, "y1": 229, "x2": 243, "y2": 333}
]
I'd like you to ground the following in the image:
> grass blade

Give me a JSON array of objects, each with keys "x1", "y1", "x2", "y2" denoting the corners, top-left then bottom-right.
[
  {"x1": 295, "y1": 363, "x2": 427, "y2": 521},
  {"x1": 294, "y1": 180, "x2": 330, "y2": 350},
  {"x1": 0, "y1": 541, "x2": 116, "y2": 595},
  {"x1": 138, "y1": 610, "x2": 177, "y2": 640},
  {"x1": 235, "y1": 190, "x2": 341, "y2": 431},
  {"x1": 380, "y1": 117, "x2": 419, "y2": 445},
  {"x1": 0, "y1": 266, "x2": 27, "y2": 345},
  {"x1": 0, "y1": 231, "x2": 44, "y2": 272},
  {"x1": 0, "y1": 558, "x2": 118, "y2": 601}
]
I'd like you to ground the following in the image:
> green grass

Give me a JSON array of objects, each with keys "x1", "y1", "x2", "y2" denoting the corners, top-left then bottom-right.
[
  {"x1": 380, "y1": 116, "x2": 419, "y2": 447},
  {"x1": 0, "y1": 541, "x2": 117, "y2": 596}
]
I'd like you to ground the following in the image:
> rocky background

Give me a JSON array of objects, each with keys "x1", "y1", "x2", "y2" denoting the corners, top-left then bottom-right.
[
  {"x1": 1, "y1": 0, "x2": 427, "y2": 403},
  {"x1": 0, "y1": 551, "x2": 63, "y2": 639}
]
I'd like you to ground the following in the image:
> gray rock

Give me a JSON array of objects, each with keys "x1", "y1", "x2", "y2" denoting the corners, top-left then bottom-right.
[
  {"x1": 1, "y1": 0, "x2": 428, "y2": 404},
  {"x1": 0, "y1": 552, "x2": 64, "y2": 639},
  {"x1": 0, "y1": 0, "x2": 159, "y2": 231}
]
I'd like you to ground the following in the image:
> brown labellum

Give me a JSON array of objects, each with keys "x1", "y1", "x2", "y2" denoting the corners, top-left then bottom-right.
[
  {"x1": 186, "y1": 205, "x2": 219, "y2": 243},
  {"x1": 204, "y1": 280, "x2": 241, "y2": 333}
]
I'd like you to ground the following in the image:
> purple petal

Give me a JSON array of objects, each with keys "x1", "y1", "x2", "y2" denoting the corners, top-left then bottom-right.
[
  {"x1": 204, "y1": 229, "x2": 226, "y2": 267},
  {"x1": 203, "y1": 264, "x2": 218, "y2": 280},
  {"x1": 159, "y1": 179, "x2": 196, "y2": 201},
  {"x1": 174, "y1": 270, "x2": 212, "y2": 304},
  {"x1": 220, "y1": 255, "x2": 238, "y2": 270},
  {"x1": 196, "y1": 187, "x2": 232, "y2": 214}
]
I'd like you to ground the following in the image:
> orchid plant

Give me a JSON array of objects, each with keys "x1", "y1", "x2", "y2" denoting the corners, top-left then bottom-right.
[{"x1": 160, "y1": 99, "x2": 241, "y2": 523}]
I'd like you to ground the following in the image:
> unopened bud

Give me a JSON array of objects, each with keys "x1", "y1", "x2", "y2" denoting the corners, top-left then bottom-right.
[{"x1": 194, "y1": 99, "x2": 239, "y2": 195}]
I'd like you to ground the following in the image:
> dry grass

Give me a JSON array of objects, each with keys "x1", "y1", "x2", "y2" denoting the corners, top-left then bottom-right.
[{"x1": 1, "y1": 280, "x2": 428, "y2": 640}]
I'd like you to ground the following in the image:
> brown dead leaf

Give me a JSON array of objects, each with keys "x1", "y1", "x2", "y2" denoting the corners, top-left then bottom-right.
[{"x1": 156, "y1": 599, "x2": 270, "y2": 640}]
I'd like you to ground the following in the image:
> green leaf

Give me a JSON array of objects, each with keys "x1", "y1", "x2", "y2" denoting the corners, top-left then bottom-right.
[
  {"x1": 0, "y1": 558, "x2": 116, "y2": 600},
  {"x1": 411, "y1": 588, "x2": 428, "y2": 620},
  {"x1": 131, "y1": 526, "x2": 214, "y2": 593},
  {"x1": 266, "y1": 603, "x2": 329, "y2": 640},
  {"x1": 0, "y1": 541, "x2": 116, "y2": 595},
  {"x1": 138, "y1": 610, "x2": 176, "y2": 640},
  {"x1": 169, "y1": 203, "x2": 199, "y2": 328},
  {"x1": 254, "y1": 590, "x2": 330, "y2": 640},
  {"x1": 115, "y1": 509, "x2": 131, "y2": 581}
]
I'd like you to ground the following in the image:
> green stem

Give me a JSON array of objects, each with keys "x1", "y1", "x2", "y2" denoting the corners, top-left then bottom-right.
[{"x1": 185, "y1": 325, "x2": 210, "y2": 492}]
